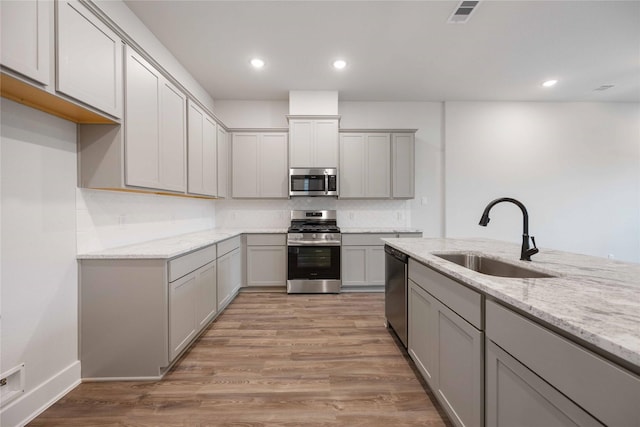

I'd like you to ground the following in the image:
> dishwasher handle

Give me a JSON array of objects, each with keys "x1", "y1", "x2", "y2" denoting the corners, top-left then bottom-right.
[{"x1": 384, "y1": 245, "x2": 408, "y2": 263}]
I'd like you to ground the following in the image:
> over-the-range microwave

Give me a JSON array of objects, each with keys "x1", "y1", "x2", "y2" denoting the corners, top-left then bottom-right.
[{"x1": 289, "y1": 167, "x2": 338, "y2": 197}]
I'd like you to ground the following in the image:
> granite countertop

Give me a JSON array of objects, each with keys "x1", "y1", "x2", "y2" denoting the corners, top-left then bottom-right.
[
  {"x1": 341, "y1": 227, "x2": 422, "y2": 233},
  {"x1": 78, "y1": 227, "x2": 421, "y2": 260},
  {"x1": 77, "y1": 228, "x2": 287, "y2": 260},
  {"x1": 382, "y1": 237, "x2": 640, "y2": 370}
]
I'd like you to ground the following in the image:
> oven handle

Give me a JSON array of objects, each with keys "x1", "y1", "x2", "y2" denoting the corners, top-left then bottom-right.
[{"x1": 287, "y1": 241, "x2": 341, "y2": 246}]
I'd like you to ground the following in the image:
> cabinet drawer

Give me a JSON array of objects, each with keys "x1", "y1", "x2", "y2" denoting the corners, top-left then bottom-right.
[
  {"x1": 246, "y1": 233, "x2": 286, "y2": 246},
  {"x1": 168, "y1": 245, "x2": 216, "y2": 282},
  {"x1": 408, "y1": 259, "x2": 482, "y2": 329},
  {"x1": 342, "y1": 233, "x2": 395, "y2": 246},
  {"x1": 217, "y1": 235, "x2": 241, "y2": 256},
  {"x1": 486, "y1": 300, "x2": 640, "y2": 427}
]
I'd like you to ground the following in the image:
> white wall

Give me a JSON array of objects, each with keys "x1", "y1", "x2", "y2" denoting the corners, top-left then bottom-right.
[
  {"x1": 1, "y1": 100, "x2": 80, "y2": 426},
  {"x1": 445, "y1": 102, "x2": 640, "y2": 263},
  {"x1": 77, "y1": 189, "x2": 216, "y2": 254},
  {"x1": 214, "y1": 100, "x2": 289, "y2": 128}
]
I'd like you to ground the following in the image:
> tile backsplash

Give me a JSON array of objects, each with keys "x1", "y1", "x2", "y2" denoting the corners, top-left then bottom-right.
[
  {"x1": 76, "y1": 189, "x2": 216, "y2": 253},
  {"x1": 215, "y1": 198, "x2": 411, "y2": 229},
  {"x1": 77, "y1": 190, "x2": 412, "y2": 253}
]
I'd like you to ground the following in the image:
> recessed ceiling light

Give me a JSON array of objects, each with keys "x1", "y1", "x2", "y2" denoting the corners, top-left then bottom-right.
[
  {"x1": 333, "y1": 60, "x2": 347, "y2": 70},
  {"x1": 542, "y1": 79, "x2": 558, "y2": 88},
  {"x1": 250, "y1": 58, "x2": 265, "y2": 69}
]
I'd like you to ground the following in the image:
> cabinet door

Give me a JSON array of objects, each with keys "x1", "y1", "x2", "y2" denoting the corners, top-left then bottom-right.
[
  {"x1": 216, "y1": 250, "x2": 233, "y2": 310},
  {"x1": 289, "y1": 119, "x2": 313, "y2": 167},
  {"x1": 231, "y1": 133, "x2": 259, "y2": 198},
  {"x1": 339, "y1": 134, "x2": 366, "y2": 198},
  {"x1": 159, "y1": 80, "x2": 186, "y2": 192},
  {"x1": 187, "y1": 101, "x2": 204, "y2": 194},
  {"x1": 486, "y1": 339, "x2": 603, "y2": 427},
  {"x1": 247, "y1": 246, "x2": 286, "y2": 286},
  {"x1": 216, "y1": 126, "x2": 228, "y2": 198},
  {"x1": 366, "y1": 246, "x2": 386, "y2": 286},
  {"x1": 202, "y1": 115, "x2": 218, "y2": 196},
  {"x1": 125, "y1": 48, "x2": 160, "y2": 189},
  {"x1": 0, "y1": 0, "x2": 51, "y2": 85},
  {"x1": 169, "y1": 273, "x2": 197, "y2": 361},
  {"x1": 195, "y1": 261, "x2": 217, "y2": 329},
  {"x1": 408, "y1": 280, "x2": 437, "y2": 387},
  {"x1": 187, "y1": 101, "x2": 216, "y2": 196},
  {"x1": 230, "y1": 247, "x2": 241, "y2": 294},
  {"x1": 314, "y1": 120, "x2": 339, "y2": 167},
  {"x1": 342, "y1": 246, "x2": 367, "y2": 286},
  {"x1": 392, "y1": 133, "x2": 415, "y2": 199},
  {"x1": 56, "y1": 0, "x2": 122, "y2": 118},
  {"x1": 366, "y1": 133, "x2": 391, "y2": 198},
  {"x1": 259, "y1": 133, "x2": 288, "y2": 198},
  {"x1": 434, "y1": 298, "x2": 483, "y2": 427}
]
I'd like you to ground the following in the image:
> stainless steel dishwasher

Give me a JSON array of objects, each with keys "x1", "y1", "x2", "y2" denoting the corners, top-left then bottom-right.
[{"x1": 385, "y1": 245, "x2": 408, "y2": 348}]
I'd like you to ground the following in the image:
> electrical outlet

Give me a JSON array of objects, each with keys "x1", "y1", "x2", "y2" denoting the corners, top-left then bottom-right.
[
  {"x1": 421, "y1": 197, "x2": 428, "y2": 206},
  {"x1": 349, "y1": 212, "x2": 355, "y2": 220},
  {"x1": 608, "y1": 254, "x2": 615, "y2": 260}
]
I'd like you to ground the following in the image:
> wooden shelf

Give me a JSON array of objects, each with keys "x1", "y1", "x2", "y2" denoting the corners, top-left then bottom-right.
[{"x1": 1, "y1": 73, "x2": 116, "y2": 124}]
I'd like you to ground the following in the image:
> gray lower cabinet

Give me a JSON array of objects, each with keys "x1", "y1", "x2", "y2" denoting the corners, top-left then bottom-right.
[
  {"x1": 485, "y1": 339, "x2": 602, "y2": 427},
  {"x1": 342, "y1": 232, "x2": 421, "y2": 291},
  {"x1": 408, "y1": 280, "x2": 437, "y2": 385},
  {"x1": 408, "y1": 259, "x2": 483, "y2": 427},
  {"x1": 217, "y1": 236, "x2": 242, "y2": 310},
  {"x1": 342, "y1": 245, "x2": 385, "y2": 288},
  {"x1": 486, "y1": 300, "x2": 640, "y2": 427},
  {"x1": 245, "y1": 234, "x2": 287, "y2": 287},
  {"x1": 80, "y1": 244, "x2": 218, "y2": 380}
]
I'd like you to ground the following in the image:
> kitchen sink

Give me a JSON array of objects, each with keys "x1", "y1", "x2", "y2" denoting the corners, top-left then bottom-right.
[{"x1": 434, "y1": 253, "x2": 555, "y2": 279}]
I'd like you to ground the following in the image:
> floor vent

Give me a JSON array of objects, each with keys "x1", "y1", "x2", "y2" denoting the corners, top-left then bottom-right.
[{"x1": 448, "y1": 1, "x2": 480, "y2": 24}]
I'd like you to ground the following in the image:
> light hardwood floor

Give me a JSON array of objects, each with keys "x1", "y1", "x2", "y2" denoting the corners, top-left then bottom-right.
[{"x1": 29, "y1": 292, "x2": 451, "y2": 426}]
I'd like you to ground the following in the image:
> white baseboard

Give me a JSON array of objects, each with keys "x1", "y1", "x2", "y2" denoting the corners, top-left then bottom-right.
[{"x1": 0, "y1": 361, "x2": 81, "y2": 427}]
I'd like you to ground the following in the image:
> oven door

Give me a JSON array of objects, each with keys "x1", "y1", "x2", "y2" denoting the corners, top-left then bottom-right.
[{"x1": 287, "y1": 244, "x2": 341, "y2": 293}]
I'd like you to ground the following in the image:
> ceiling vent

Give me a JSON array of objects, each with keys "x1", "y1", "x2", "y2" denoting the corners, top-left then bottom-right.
[
  {"x1": 448, "y1": 1, "x2": 480, "y2": 24},
  {"x1": 594, "y1": 85, "x2": 615, "y2": 91}
]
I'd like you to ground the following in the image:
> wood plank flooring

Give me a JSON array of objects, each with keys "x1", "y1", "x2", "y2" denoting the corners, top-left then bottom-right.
[{"x1": 29, "y1": 292, "x2": 451, "y2": 426}]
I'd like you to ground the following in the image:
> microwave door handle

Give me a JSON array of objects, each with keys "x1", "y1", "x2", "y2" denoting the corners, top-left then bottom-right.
[{"x1": 325, "y1": 173, "x2": 329, "y2": 195}]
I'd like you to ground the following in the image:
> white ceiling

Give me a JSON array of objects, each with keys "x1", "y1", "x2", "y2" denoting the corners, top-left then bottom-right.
[{"x1": 123, "y1": 0, "x2": 640, "y2": 102}]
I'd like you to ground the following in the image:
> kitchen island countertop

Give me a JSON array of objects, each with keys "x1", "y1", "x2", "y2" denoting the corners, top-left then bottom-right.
[{"x1": 382, "y1": 237, "x2": 640, "y2": 371}]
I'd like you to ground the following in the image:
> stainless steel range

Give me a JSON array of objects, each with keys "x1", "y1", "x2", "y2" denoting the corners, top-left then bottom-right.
[{"x1": 287, "y1": 210, "x2": 341, "y2": 294}]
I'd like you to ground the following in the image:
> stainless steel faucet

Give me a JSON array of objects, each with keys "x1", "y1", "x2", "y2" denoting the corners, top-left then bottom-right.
[{"x1": 479, "y1": 197, "x2": 539, "y2": 261}]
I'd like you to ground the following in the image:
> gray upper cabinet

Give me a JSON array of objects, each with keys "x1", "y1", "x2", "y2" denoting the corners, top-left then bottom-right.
[
  {"x1": 187, "y1": 100, "x2": 217, "y2": 197},
  {"x1": 216, "y1": 126, "x2": 229, "y2": 198},
  {"x1": 231, "y1": 132, "x2": 288, "y2": 199},
  {"x1": 289, "y1": 117, "x2": 339, "y2": 168},
  {"x1": 339, "y1": 132, "x2": 391, "y2": 199},
  {"x1": 56, "y1": 0, "x2": 123, "y2": 118},
  {"x1": 0, "y1": 0, "x2": 51, "y2": 85},
  {"x1": 392, "y1": 132, "x2": 415, "y2": 199},
  {"x1": 125, "y1": 46, "x2": 186, "y2": 193}
]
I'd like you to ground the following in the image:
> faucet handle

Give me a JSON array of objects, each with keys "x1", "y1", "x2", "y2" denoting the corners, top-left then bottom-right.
[{"x1": 527, "y1": 236, "x2": 539, "y2": 258}]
